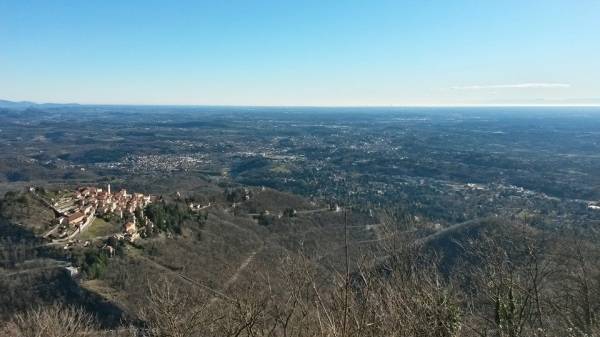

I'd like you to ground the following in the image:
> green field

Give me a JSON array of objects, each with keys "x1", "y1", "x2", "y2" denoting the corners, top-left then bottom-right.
[{"x1": 79, "y1": 217, "x2": 120, "y2": 241}]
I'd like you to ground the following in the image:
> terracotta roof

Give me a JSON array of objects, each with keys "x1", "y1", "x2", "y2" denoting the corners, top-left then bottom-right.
[{"x1": 67, "y1": 211, "x2": 85, "y2": 223}]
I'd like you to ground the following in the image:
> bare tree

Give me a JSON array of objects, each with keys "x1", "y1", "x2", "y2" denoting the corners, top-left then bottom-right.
[
  {"x1": 138, "y1": 278, "x2": 213, "y2": 337},
  {"x1": 548, "y1": 236, "x2": 600, "y2": 337},
  {"x1": 2, "y1": 303, "x2": 97, "y2": 337}
]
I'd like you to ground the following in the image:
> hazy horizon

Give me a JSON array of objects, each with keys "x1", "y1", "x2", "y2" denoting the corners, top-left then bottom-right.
[{"x1": 3, "y1": 97, "x2": 600, "y2": 109}]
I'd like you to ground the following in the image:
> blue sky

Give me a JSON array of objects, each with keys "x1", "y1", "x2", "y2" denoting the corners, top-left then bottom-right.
[{"x1": 1, "y1": 0, "x2": 599, "y2": 106}]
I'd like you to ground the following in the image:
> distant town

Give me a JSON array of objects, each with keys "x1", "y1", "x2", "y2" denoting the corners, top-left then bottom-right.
[{"x1": 34, "y1": 184, "x2": 154, "y2": 245}]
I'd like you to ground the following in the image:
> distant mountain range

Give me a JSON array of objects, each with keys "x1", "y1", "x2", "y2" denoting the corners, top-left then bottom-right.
[
  {"x1": 0, "y1": 99, "x2": 81, "y2": 110},
  {"x1": 0, "y1": 99, "x2": 38, "y2": 109}
]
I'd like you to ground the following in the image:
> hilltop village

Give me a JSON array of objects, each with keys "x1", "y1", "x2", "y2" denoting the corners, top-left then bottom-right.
[{"x1": 44, "y1": 184, "x2": 154, "y2": 243}]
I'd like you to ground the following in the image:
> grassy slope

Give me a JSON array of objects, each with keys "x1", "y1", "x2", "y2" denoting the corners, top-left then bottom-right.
[{"x1": 0, "y1": 191, "x2": 54, "y2": 235}]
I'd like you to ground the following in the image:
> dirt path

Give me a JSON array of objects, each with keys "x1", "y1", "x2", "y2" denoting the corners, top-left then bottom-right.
[
  {"x1": 246, "y1": 207, "x2": 333, "y2": 217},
  {"x1": 129, "y1": 243, "x2": 263, "y2": 305},
  {"x1": 413, "y1": 217, "x2": 487, "y2": 246},
  {"x1": 129, "y1": 249, "x2": 233, "y2": 301},
  {"x1": 223, "y1": 248, "x2": 259, "y2": 289},
  {"x1": 2, "y1": 259, "x2": 70, "y2": 277},
  {"x1": 209, "y1": 245, "x2": 263, "y2": 305}
]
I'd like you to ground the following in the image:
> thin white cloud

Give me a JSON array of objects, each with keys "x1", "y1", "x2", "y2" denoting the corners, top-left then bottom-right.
[{"x1": 451, "y1": 83, "x2": 571, "y2": 90}]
